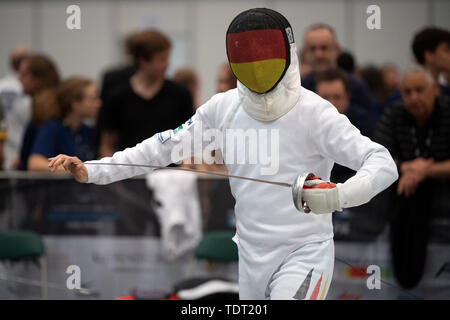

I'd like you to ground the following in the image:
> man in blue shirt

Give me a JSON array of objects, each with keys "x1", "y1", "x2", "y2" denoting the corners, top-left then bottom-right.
[
  {"x1": 315, "y1": 69, "x2": 374, "y2": 138},
  {"x1": 301, "y1": 23, "x2": 378, "y2": 122}
]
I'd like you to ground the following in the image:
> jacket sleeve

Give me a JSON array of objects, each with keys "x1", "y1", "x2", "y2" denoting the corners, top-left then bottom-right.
[
  {"x1": 85, "y1": 94, "x2": 218, "y2": 185},
  {"x1": 309, "y1": 99, "x2": 399, "y2": 209}
]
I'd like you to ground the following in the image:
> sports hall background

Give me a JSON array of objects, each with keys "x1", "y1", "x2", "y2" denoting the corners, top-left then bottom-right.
[{"x1": 0, "y1": 0, "x2": 449, "y2": 300}]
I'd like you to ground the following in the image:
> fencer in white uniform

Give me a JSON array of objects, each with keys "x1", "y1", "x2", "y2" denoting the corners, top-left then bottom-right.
[{"x1": 49, "y1": 8, "x2": 398, "y2": 300}]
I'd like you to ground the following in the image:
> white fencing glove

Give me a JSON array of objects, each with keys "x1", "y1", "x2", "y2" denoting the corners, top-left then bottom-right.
[{"x1": 301, "y1": 175, "x2": 341, "y2": 214}]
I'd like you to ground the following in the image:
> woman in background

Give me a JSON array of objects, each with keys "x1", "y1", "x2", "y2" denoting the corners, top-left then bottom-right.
[
  {"x1": 28, "y1": 76, "x2": 101, "y2": 171},
  {"x1": 18, "y1": 54, "x2": 60, "y2": 170}
]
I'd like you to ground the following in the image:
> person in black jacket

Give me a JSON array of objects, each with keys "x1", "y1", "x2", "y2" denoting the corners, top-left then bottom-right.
[
  {"x1": 301, "y1": 23, "x2": 379, "y2": 122},
  {"x1": 374, "y1": 66, "x2": 450, "y2": 289}
]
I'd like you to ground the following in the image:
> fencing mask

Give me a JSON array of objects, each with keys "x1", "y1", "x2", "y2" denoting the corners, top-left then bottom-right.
[{"x1": 226, "y1": 8, "x2": 295, "y2": 94}]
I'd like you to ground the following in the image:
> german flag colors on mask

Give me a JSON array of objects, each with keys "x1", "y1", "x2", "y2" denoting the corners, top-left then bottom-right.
[{"x1": 226, "y1": 8, "x2": 294, "y2": 94}]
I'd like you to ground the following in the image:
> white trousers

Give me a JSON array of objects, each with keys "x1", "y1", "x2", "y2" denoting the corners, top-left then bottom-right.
[{"x1": 239, "y1": 239, "x2": 335, "y2": 300}]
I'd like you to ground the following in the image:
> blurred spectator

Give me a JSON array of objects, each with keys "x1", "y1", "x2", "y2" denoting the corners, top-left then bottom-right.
[
  {"x1": 442, "y1": 70, "x2": 450, "y2": 83},
  {"x1": 216, "y1": 63, "x2": 237, "y2": 93},
  {"x1": 440, "y1": 70, "x2": 450, "y2": 92},
  {"x1": 99, "y1": 66, "x2": 136, "y2": 104},
  {"x1": 18, "y1": 54, "x2": 61, "y2": 170},
  {"x1": 382, "y1": 63, "x2": 400, "y2": 93},
  {"x1": 315, "y1": 69, "x2": 374, "y2": 137},
  {"x1": 412, "y1": 27, "x2": 450, "y2": 97},
  {"x1": 301, "y1": 24, "x2": 377, "y2": 120},
  {"x1": 359, "y1": 65, "x2": 390, "y2": 116},
  {"x1": 0, "y1": 101, "x2": 6, "y2": 168},
  {"x1": 382, "y1": 63, "x2": 402, "y2": 107},
  {"x1": 95, "y1": 33, "x2": 138, "y2": 156},
  {"x1": 173, "y1": 67, "x2": 200, "y2": 110},
  {"x1": 97, "y1": 29, "x2": 193, "y2": 157},
  {"x1": 315, "y1": 69, "x2": 375, "y2": 183},
  {"x1": 28, "y1": 77, "x2": 101, "y2": 171},
  {"x1": 298, "y1": 48, "x2": 312, "y2": 78},
  {"x1": 302, "y1": 24, "x2": 339, "y2": 72},
  {"x1": 374, "y1": 66, "x2": 450, "y2": 289},
  {"x1": 337, "y1": 51, "x2": 356, "y2": 75},
  {"x1": 100, "y1": 32, "x2": 138, "y2": 103},
  {"x1": 0, "y1": 46, "x2": 31, "y2": 170},
  {"x1": 0, "y1": 45, "x2": 29, "y2": 96}
]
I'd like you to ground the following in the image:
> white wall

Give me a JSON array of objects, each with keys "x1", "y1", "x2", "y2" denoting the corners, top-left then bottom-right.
[{"x1": 0, "y1": 0, "x2": 449, "y2": 103}]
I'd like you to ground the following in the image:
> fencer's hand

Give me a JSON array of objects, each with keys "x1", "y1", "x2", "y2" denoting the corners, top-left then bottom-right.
[
  {"x1": 48, "y1": 154, "x2": 88, "y2": 183},
  {"x1": 302, "y1": 176, "x2": 340, "y2": 214}
]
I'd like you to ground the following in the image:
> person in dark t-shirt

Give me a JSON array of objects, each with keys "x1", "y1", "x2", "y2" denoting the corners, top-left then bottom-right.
[
  {"x1": 97, "y1": 29, "x2": 193, "y2": 156},
  {"x1": 102, "y1": 78, "x2": 192, "y2": 152}
]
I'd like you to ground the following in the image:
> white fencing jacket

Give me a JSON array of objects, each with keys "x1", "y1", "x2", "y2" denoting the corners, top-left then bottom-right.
[
  {"x1": 85, "y1": 39, "x2": 398, "y2": 295},
  {"x1": 85, "y1": 85, "x2": 398, "y2": 296}
]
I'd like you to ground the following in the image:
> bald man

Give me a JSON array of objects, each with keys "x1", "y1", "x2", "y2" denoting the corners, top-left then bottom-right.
[
  {"x1": 0, "y1": 45, "x2": 29, "y2": 97},
  {"x1": 301, "y1": 24, "x2": 378, "y2": 120},
  {"x1": 374, "y1": 66, "x2": 450, "y2": 289}
]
